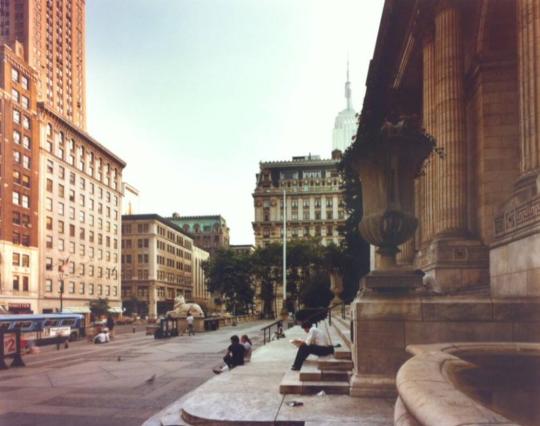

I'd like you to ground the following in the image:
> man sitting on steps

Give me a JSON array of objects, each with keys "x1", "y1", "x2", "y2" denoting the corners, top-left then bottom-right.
[{"x1": 290, "y1": 320, "x2": 334, "y2": 371}]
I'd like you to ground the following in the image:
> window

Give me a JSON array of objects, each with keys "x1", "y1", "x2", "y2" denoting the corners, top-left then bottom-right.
[
  {"x1": 89, "y1": 284, "x2": 94, "y2": 295},
  {"x1": 98, "y1": 284, "x2": 103, "y2": 295},
  {"x1": 12, "y1": 109, "x2": 20, "y2": 124},
  {"x1": 69, "y1": 189, "x2": 75, "y2": 202},
  {"x1": 79, "y1": 283, "x2": 85, "y2": 295},
  {"x1": 69, "y1": 224, "x2": 75, "y2": 237},
  {"x1": 22, "y1": 136, "x2": 30, "y2": 150},
  {"x1": 22, "y1": 276, "x2": 29, "y2": 292},
  {"x1": 79, "y1": 211, "x2": 85, "y2": 223},
  {"x1": 12, "y1": 191, "x2": 20, "y2": 205},
  {"x1": 21, "y1": 96, "x2": 29, "y2": 109},
  {"x1": 21, "y1": 75, "x2": 28, "y2": 90},
  {"x1": 22, "y1": 255, "x2": 29, "y2": 267},
  {"x1": 46, "y1": 235, "x2": 53, "y2": 248},
  {"x1": 12, "y1": 253, "x2": 20, "y2": 266},
  {"x1": 69, "y1": 207, "x2": 75, "y2": 220},
  {"x1": 58, "y1": 239, "x2": 65, "y2": 251},
  {"x1": 58, "y1": 202, "x2": 64, "y2": 216},
  {"x1": 45, "y1": 257, "x2": 53, "y2": 271},
  {"x1": 46, "y1": 179, "x2": 53, "y2": 192},
  {"x1": 68, "y1": 282, "x2": 75, "y2": 294},
  {"x1": 22, "y1": 116, "x2": 30, "y2": 130},
  {"x1": 47, "y1": 160, "x2": 54, "y2": 173},
  {"x1": 13, "y1": 130, "x2": 21, "y2": 144},
  {"x1": 45, "y1": 279, "x2": 53, "y2": 293},
  {"x1": 11, "y1": 68, "x2": 19, "y2": 82},
  {"x1": 13, "y1": 276, "x2": 20, "y2": 291}
]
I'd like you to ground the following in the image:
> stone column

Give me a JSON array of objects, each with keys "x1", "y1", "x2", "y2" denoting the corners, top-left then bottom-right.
[
  {"x1": 490, "y1": 0, "x2": 540, "y2": 297},
  {"x1": 422, "y1": 28, "x2": 436, "y2": 245},
  {"x1": 434, "y1": 2, "x2": 468, "y2": 236},
  {"x1": 517, "y1": 0, "x2": 540, "y2": 173}
]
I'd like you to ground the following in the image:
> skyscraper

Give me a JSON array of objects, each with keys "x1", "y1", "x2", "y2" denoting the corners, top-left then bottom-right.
[
  {"x1": 0, "y1": 1, "x2": 125, "y2": 315},
  {"x1": 332, "y1": 62, "x2": 357, "y2": 153},
  {"x1": 0, "y1": 0, "x2": 86, "y2": 129}
]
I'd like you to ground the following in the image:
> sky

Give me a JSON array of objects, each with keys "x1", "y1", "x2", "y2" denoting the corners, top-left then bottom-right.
[{"x1": 86, "y1": 0, "x2": 384, "y2": 245}]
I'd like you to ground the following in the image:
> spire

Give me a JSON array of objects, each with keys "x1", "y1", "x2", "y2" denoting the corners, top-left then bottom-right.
[{"x1": 345, "y1": 58, "x2": 352, "y2": 110}]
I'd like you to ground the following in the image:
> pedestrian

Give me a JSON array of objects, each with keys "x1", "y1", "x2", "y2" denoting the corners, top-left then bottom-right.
[
  {"x1": 290, "y1": 321, "x2": 334, "y2": 371},
  {"x1": 186, "y1": 311, "x2": 195, "y2": 336},
  {"x1": 94, "y1": 328, "x2": 110, "y2": 344},
  {"x1": 106, "y1": 314, "x2": 115, "y2": 339},
  {"x1": 213, "y1": 335, "x2": 245, "y2": 374},
  {"x1": 241, "y1": 334, "x2": 252, "y2": 362}
]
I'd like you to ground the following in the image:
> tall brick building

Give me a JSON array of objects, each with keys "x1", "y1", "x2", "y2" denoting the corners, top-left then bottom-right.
[
  {"x1": 0, "y1": 42, "x2": 40, "y2": 313},
  {"x1": 0, "y1": 1, "x2": 125, "y2": 314},
  {"x1": 0, "y1": 0, "x2": 87, "y2": 128}
]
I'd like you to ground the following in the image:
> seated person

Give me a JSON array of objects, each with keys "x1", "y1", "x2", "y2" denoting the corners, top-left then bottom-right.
[
  {"x1": 290, "y1": 321, "x2": 334, "y2": 371},
  {"x1": 241, "y1": 335, "x2": 252, "y2": 362},
  {"x1": 94, "y1": 328, "x2": 110, "y2": 344},
  {"x1": 213, "y1": 335, "x2": 245, "y2": 374}
]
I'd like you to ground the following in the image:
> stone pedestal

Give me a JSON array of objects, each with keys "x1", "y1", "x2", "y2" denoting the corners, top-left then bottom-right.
[
  {"x1": 418, "y1": 237, "x2": 489, "y2": 293},
  {"x1": 349, "y1": 285, "x2": 540, "y2": 397}
]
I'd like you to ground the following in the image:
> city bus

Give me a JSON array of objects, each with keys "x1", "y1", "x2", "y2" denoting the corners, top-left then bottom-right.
[{"x1": 0, "y1": 313, "x2": 85, "y2": 346}]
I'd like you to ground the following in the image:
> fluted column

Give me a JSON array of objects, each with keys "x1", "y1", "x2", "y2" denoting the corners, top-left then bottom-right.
[
  {"x1": 518, "y1": 0, "x2": 540, "y2": 172},
  {"x1": 422, "y1": 28, "x2": 437, "y2": 245},
  {"x1": 434, "y1": 2, "x2": 468, "y2": 236}
]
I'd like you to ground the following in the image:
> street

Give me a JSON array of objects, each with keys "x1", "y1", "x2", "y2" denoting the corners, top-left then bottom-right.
[{"x1": 0, "y1": 321, "x2": 270, "y2": 426}]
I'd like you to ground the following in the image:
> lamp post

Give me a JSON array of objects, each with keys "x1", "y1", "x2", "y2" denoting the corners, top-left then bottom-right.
[{"x1": 59, "y1": 273, "x2": 64, "y2": 313}]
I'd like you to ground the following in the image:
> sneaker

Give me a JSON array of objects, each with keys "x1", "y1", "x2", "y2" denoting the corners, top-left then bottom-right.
[
  {"x1": 291, "y1": 366, "x2": 300, "y2": 371},
  {"x1": 213, "y1": 368, "x2": 222, "y2": 375}
]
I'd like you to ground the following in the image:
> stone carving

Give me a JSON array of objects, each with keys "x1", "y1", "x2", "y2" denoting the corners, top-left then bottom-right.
[
  {"x1": 352, "y1": 116, "x2": 435, "y2": 275},
  {"x1": 166, "y1": 296, "x2": 204, "y2": 318}
]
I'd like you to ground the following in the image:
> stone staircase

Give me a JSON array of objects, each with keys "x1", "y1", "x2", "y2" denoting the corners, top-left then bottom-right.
[{"x1": 279, "y1": 314, "x2": 354, "y2": 396}]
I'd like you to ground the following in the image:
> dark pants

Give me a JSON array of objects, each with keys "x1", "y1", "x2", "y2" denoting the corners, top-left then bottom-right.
[
  {"x1": 292, "y1": 344, "x2": 334, "y2": 370},
  {"x1": 223, "y1": 354, "x2": 243, "y2": 369},
  {"x1": 188, "y1": 324, "x2": 195, "y2": 336}
]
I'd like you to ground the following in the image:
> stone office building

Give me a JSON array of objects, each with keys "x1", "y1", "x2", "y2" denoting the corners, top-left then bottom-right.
[
  {"x1": 121, "y1": 214, "x2": 199, "y2": 318},
  {"x1": 252, "y1": 153, "x2": 347, "y2": 247},
  {"x1": 38, "y1": 105, "x2": 125, "y2": 313},
  {"x1": 364, "y1": 0, "x2": 540, "y2": 296}
]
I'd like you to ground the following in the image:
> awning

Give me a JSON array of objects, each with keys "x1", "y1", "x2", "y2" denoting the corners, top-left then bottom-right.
[
  {"x1": 108, "y1": 307, "x2": 122, "y2": 313},
  {"x1": 62, "y1": 306, "x2": 91, "y2": 313}
]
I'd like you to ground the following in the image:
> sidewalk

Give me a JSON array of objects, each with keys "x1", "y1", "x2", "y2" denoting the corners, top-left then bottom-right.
[{"x1": 143, "y1": 325, "x2": 394, "y2": 426}]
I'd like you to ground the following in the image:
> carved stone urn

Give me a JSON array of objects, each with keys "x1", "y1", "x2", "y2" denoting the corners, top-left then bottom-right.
[
  {"x1": 352, "y1": 117, "x2": 434, "y2": 291},
  {"x1": 329, "y1": 269, "x2": 344, "y2": 305}
]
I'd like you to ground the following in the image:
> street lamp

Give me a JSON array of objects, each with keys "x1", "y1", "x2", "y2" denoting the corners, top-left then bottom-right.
[{"x1": 281, "y1": 189, "x2": 288, "y2": 320}]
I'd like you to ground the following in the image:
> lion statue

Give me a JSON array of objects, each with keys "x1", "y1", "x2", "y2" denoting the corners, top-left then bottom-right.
[{"x1": 166, "y1": 295, "x2": 205, "y2": 319}]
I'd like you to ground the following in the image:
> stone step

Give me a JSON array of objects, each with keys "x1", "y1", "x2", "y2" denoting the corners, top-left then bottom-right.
[
  {"x1": 279, "y1": 371, "x2": 350, "y2": 395},
  {"x1": 318, "y1": 358, "x2": 353, "y2": 371},
  {"x1": 299, "y1": 364, "x2": 351, "y2": 382}
]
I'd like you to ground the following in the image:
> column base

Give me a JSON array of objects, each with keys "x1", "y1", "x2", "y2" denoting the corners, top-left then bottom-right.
[
  {"x1": 350, "y1": 374, "x2": 396, "y2": 398},
  {"x1": 417, "y1": 237, "x2": 489, "y2": 293}
]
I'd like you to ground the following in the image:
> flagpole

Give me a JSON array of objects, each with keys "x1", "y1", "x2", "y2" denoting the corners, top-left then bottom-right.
[{"x1": 282, "y1": 190, "x2": 287, "y2": 313}]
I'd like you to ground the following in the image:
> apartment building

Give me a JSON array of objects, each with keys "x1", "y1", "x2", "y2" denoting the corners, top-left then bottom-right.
[{"x1": 191, "y1": 245, "x2": 210, "y2": 308}]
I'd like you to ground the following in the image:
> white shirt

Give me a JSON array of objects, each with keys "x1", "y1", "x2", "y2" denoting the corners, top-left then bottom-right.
[
  {"x1": 187, "y1": 315, "x2": 194, "y2": 325},
  {"x1": 94, "y1": 332, "x2": 110, "y2": 343},
  {"x1": 305, "y1": 326, "x2": 329, "y2": 346}
]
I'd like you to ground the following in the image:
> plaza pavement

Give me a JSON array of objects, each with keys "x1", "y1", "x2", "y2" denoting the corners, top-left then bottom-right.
[
  {"x1": 144, "y1": 325, "x2": 394, "y2": 426},
  {"x1": 0, "y1": 321, "x2": 271, "y2": 426}
]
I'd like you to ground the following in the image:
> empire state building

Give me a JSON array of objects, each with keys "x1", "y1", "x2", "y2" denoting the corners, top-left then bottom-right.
[{"x1": 332, "y1": 63, "x2": 357, "y2": 153}]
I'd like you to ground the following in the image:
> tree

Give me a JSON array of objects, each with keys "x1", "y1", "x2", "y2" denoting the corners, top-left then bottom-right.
[
  {"x1": 202, "y1": 249, "x2": 255, "y2": 315},
  {"x1": 338, "y1": 143, "x2": 371, "y2": 302},
  {"x1": 89, "y1": 297, "x2": 110, "y2": 318},
  {"x1": 251, "y1": 243, "x2": 282, "y2": 318}
]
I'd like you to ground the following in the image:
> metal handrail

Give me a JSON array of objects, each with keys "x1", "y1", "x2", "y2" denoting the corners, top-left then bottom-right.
[{"x1": 260, "y1": 319, "x2": 285, "y2": 345}]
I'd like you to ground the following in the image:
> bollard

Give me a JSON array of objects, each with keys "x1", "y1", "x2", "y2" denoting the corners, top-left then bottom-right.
[
  {"x1": 11, "y1": 329, "x2": 25, "y2": 368},
  {"x1": 0, "y1": 331, "x2": 8, "y2": 370}
]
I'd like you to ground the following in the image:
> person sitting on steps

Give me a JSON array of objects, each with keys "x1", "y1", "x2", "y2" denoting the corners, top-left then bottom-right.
[
  {"x1": 213, "y1": 335, "x2": 245, "y2": 374},
  {"x1": 290, "y1": 320, "x2": 334, "y2": 371}
]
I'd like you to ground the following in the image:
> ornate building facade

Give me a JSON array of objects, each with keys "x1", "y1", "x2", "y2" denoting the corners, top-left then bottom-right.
[
  {"x1": 121, "y1": 214, "x2": 197, "y2": 318},
  {"x1": 252, "y1": 153, "x2": 347, "y2": 247},
  {"x1": 168, "y1": 214, "x2": 230, "y2": 256},
  {"x1": 363, "y1": 0, "x2": 540, "y2": 296},
  {"x1": 332, "y1": 62, "x2": 357, "y2": 153}
]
